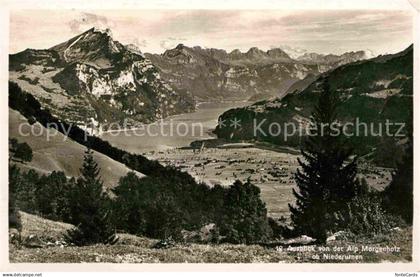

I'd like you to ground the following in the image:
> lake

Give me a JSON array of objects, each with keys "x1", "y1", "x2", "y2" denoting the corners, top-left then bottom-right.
[{"x1": 99, "y1": 101, "x2": 250, "y2": 153}]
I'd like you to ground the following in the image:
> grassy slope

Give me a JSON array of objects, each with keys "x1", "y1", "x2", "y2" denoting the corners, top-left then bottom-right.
[
  {"x1": 16, "y1": 211, "x2": 74, "y2": 242},
  {"x1": 9, "y1": 108, "x2": 144, "y2": 187},
  {"x1": 10, "y1": 212, "x2": 412, "y2": 263}
]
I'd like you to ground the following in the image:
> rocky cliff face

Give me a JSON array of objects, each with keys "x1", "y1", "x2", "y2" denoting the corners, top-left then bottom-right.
[
  {"x1": 146, "y1": 45, "x2": 368, "y2": 102},
  {"x1": 9, "y1": 28, "x2": 194, "y2": 130}
]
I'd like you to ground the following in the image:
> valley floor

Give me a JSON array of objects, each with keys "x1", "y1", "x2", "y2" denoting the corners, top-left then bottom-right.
[{"x1": 145, "y1": 144, "x2": 393, "y2": 219}]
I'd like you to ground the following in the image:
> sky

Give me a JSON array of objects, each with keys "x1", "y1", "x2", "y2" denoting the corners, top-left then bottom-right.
[{"x1": 9, "y1": 10, "x2": 413, "y2": 56}]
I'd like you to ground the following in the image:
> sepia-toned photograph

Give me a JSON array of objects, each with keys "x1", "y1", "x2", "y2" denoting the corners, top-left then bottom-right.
[{"x1": 5, "y1": 4, "x2": 416, "y2": 267}]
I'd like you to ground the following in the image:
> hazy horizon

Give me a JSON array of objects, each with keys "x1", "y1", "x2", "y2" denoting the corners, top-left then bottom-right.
[{"x1": 10, "y1": 10, "x2": 412, "y2": 56}]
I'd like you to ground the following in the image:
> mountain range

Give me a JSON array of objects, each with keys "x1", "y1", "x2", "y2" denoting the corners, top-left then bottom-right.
[
  {"x1": 10, "y1": 27, "x2": 370, "y2": 129},
  {"x1": 146, "y1": 44, "x2": 368, "y2": 102},
  {"x1": 214, "y1": 45, "x2": 413, "y2": 165},
  {"x1": 9, "y1": 28, "x2": 194, "y2": 130}
]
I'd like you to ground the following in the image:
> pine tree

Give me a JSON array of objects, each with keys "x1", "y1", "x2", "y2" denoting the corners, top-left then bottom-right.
[
  {"x1": 65, "y1": 148, "x2": 117, "y2": 246},
  {"x1": 384, "y1": 119, "x2": 413, "y2": 224},
  {"x1": 289, "y1": 81, "x2": 359, "y2": 243},
  {"x1": 35, "y1": 171, "x2": 71, "y2": 221}
]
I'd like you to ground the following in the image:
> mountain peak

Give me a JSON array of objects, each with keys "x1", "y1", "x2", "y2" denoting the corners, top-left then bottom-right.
[
  {"x1": 266, "y1": 48, "x2": 291, "y2": 60},
  {"x1": 50, "y1": 27, "x2": 125, "y2": 67},
  {"x1": 244, "y1": 47, "x2": 266, "y2": 60},
  {"x1": 246, "y1": 47, "x2": 264, "y2": 54},
  {"x1": 230, "y1": 49, "x2": 242, "y2": 55},
  {"x1": 125, "y1": 43, "x2": 144, "y2": 57},
  {"x1": 90, "y1": 27, "x2": 113, "y2": 37},
  {"x1": 175, "y1": 43, "x2": 186, "y2": 50},
  {"x1": 10, "y1": 27, "x2": 194, "y2": 127},
  {"x1": 248, "y1": 47, "x2": 259, "y2": 51}
]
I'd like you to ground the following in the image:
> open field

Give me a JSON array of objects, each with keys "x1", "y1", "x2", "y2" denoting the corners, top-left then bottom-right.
[
  {"x1": 146, "y1": 146, "x2": 299, "y2": 218},
  {"x1": 145, "y1": 145, "x2": 393, "y2": 219}
]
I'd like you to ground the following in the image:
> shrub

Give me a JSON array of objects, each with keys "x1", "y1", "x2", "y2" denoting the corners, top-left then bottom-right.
[
  {"x1": 9, "y1": 164, "x2": 73, "y2": 222},
  {"x1": 112, "y1": 174, "x2": 273, "y2": 244},
  {"x1": 336, "y1": 182, "x2": 401, "y2": 237},
  {"x1": 217, "y1": 180, "x2": 272, "y2": 244},
  {"x1": 112, "y1": 172, "x2": 206, "y2": 240},
  {"x1": 143, "y1": 193, "x2": 184, "y2": 240},
  {"x1": 9, "y1": 138, "x2": 33, "y2": 162},
  {"x1": 269, "y1": 216, "x2": 294, "y2": 239}
]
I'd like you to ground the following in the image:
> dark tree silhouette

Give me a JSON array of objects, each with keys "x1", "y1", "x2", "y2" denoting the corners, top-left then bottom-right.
[
  {"x1": 289, "y1": 80, "x2": 359, "y2": 243},
  {"x1": 9, "y1": 165, "x2": 22, "y2": 233},
  {"x1": 35, "y1": 171, "x2": 71, "y2": 221},
  {"x1": 9, "y1": 138, "x2": 33, "y2": 163},
  {"x1": 218, "y1": 179, "x2": 272, "y2": 244},
  {"x1": 384, "y1": 117, "x2": 413, "y2": 224},
  {"x1": 65, "y1": 148, "x2": 117, "y2": 246}
]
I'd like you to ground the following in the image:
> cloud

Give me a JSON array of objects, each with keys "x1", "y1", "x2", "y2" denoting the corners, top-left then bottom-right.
[
  {"x1": 276, "y1": 45, "x2": 308, "y2": 59},
  {"x1": 10, "y1": 10, "x2": 412, "y2": 56},
  {"x1": 159, "y1": 37, "x2": 187, "y2": 50},
  {"x1": 68, "y1": 12, "x2": 114, "y2": 33},
  {"x1": 132, "y1": 38, "x2": 148, "y2": 47}
]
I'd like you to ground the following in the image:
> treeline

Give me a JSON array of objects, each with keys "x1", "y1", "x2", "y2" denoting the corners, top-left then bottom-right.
[
  {"x1": 9, "y1": 140, "x2": 271, "y2": 245},
  {"x1": 10, "y1": 81, "x2": 181, "y2": 178},
  {"x1": 9, "y1": 82, "x2": 274, "y2": 245}
]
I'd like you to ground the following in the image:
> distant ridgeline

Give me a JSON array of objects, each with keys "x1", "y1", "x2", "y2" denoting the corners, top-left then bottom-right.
[
  {"x1": 9, "y1": 81, "x2": 190, "y2": 179},
  {"x1": 215, "y1": 45, "x2": 413, "y2": 167},
  {"x1": 146, "y1": 43, "x2": 368, "y2": 102}
]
